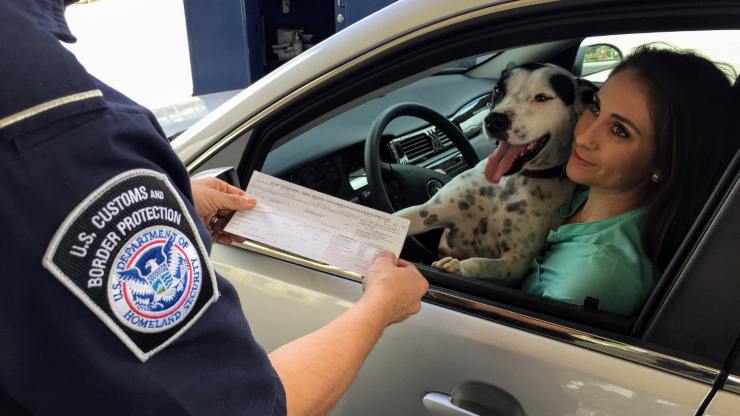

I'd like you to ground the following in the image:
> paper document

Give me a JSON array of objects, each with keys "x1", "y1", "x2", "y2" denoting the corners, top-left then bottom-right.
[{"x1": 224, "y1": 171, "x2": 410, "y2": 275}]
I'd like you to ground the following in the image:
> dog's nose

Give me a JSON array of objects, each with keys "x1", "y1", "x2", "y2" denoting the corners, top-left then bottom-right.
[{"x1": 485, "y1": 112, "x2": 511, "y2": 135}]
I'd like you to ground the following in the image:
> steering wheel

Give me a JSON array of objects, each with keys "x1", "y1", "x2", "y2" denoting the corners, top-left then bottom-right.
[{"x1": 364, "y1": 102, "x2": 480, "y2": 258}]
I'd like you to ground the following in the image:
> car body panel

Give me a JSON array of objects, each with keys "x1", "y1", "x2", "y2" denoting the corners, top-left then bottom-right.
[
  {"x1": 704, "y1": 389, "x2": 740, "y2": 416},
  {"x1": 212, "y1": 244, "x2": 712, "y2": 415}
]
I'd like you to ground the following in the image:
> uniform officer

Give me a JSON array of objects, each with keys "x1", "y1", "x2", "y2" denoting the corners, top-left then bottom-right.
[{"x1": 0, "y1": 1, "x2": 428, "y2": 414}]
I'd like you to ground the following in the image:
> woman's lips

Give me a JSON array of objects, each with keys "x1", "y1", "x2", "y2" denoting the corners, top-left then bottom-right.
[{"x1": 571, "y1": 149, "x2": 596, "y2": 166}]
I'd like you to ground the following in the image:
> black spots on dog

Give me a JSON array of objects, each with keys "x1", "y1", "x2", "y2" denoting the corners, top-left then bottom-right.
[
  {"x1": 506, "y1": 200, "x2": 528, "y2": 215},
  {"x1": 448, "y1": 224, "x2": 459, "y2": 240},
  {"x1": 472, "y1": 218, "x2": 488, "y2": 237},
  {"x1": 549, "y1": 73, "x2": 575, "y2": 106},
  {"x1": 419, "y1": 209, "x2": 429, "y2": 218},
  {"x1": 478, "y1": 186, "x2": 495, "y2": 198},
  {"x1": 499, "y1": 181, "x2": 516, "y2": 201},
  {"x1": 492, "y1": 73, "x2": 510, "y2": 105},
  {"x1": 423, "y1": 214, "x2": 438, "y2": 226},
  {"x1": 496, "y1": 240, "x2": 511, "y2": 254},
  {"x1": 522, "y1": 177, "x2": 529, "y2": 186},
  {"x1": 458, "y1": 192, "x2": 476, "y2": 211},
  {"x1": 478, "y1": 205, "x2": 484, "y2": 212},
  {"x1": 530, "y1": 186, "x2": 546, "y2": 201},
  {"x1": 529, "y1": 186, "x2": 553, "y2": 202},
  {"x1": 513, "y1": 128, "x2": 527, "y2": 140},
  {"x1": 502, "y1": 218, "x2": 513, "y2": 235}
]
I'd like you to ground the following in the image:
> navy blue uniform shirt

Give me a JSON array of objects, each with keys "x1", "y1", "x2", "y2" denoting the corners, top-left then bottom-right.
[{"x1": 0, "y1": 1, "x2": 286, "y2": 414}]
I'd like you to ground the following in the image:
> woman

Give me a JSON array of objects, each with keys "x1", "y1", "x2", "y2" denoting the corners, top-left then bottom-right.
[{"x1": 520, "y1": 47, "x2": 738, "y2": 316}]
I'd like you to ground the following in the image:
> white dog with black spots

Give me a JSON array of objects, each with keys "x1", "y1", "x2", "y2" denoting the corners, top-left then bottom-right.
[{"x1": 396, "y1": 63, "x2": 596, "y2": 284}]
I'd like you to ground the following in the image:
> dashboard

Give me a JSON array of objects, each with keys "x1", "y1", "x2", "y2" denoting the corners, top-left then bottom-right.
[{"x1": 262, "y1": 73, "x2": 497, "y2": 204}]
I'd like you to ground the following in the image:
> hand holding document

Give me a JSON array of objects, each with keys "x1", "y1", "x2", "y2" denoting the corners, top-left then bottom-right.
[{"x1": 223, "y1": 171, "x2": 410, "y2": 275}]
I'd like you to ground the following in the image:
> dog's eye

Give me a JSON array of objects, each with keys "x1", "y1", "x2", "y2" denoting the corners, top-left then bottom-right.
[
  {"x1": 589, "y1": 102, "x2": 600, "y2": 115},
  {"x1": 493, "y1": 86, "x2": 504, "y2": 99},
  {"x1": 534, "y1": 94, "x2": 552, "y2": 102}
]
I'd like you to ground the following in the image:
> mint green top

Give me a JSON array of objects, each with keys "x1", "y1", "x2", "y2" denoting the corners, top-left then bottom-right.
[{"x1": 520, "y1": 187, "x2": 656, "y2": 316}]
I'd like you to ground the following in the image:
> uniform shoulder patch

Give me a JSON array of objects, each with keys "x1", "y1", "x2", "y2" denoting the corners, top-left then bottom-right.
[{"x1": 43, "y1": 169, "x2": 219, "y2": 362}]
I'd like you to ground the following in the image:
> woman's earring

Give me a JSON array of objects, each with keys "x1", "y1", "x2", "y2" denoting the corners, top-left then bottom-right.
[{"x1": 651, "y1": 173, "x2": 661, "y2": 183}]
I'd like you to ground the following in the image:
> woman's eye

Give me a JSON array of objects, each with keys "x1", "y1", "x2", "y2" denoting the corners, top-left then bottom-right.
[
  {"x1": 612, "y1": 124, "x2": 629, "y2": 138},
  {"x1": 534, "y1": 94, "x2": 552, "y2": 102}
]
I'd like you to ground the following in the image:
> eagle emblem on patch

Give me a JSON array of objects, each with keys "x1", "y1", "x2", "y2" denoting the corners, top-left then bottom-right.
[
  {"x1": 43, "y1": 169, "x2": 219, "y2": 361},
  {"x1": 110, "y1": 227, "x2": 202, "y2": 333}
]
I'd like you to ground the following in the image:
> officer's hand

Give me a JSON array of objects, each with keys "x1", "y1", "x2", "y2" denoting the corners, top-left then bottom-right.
[
  {"x1": 361, "y1": 252, "x2": 429, "y2": 326},
  {"x1": 190, "y1": 177, "x2": 256, "y2": 244}
]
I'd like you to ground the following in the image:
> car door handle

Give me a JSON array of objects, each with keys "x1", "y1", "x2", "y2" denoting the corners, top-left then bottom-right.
[
  {"x1": 423, "y1": 382, "x2": 526, "y2": 416},
  {"x1": 423, "y1": 392, "x2": 480, "y2": 416}
]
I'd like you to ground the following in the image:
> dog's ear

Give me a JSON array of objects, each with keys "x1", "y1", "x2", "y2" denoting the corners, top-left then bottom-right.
[
  {"x1": 574, "y1": 78, "x2": 598, "y2": 114},
  {"x1": 499, "y1": 61, "x2": 517, "y2": 78}
]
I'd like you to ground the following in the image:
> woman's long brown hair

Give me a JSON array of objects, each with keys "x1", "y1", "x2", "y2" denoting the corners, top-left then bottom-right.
[{"x1": 610, "y1": 47, "x2": 738, "y2": 271}]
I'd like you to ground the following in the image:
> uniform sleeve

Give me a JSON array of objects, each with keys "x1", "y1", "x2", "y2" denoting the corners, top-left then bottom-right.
[
  {"x1": 540, "y1": 244, "x2": 648, "y2": 316},
  {"x1": 0, "y1": 4, "x2": 285, "y2": 414}
]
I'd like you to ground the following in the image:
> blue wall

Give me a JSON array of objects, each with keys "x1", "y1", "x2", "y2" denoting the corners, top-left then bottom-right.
[
  {"x1": 336, "y1": 0, "x2": 398, "y2": 31},
  {"x1": 184, "y1": 0, "x2": 399, "y2": 95}
]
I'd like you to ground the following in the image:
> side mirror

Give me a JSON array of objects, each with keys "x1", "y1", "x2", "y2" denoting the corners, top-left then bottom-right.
[
  {"x1": 191, "y1": 166, "x2": 241, "y2": 188},
  {"x1": 573, "y1": 43, "x2": 624, "y2": 78}
]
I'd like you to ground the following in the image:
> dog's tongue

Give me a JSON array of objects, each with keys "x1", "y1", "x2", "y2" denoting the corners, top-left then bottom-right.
[{"x1": 484, "y1": 141, "x2": 526, "y2": 183}]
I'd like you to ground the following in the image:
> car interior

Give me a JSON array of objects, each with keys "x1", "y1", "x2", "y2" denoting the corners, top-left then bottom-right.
[{"x1": 195, "y1": 17, "x2": 740, "y2": 351}]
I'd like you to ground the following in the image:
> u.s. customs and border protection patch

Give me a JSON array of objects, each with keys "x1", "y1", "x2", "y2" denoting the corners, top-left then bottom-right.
[{"x1": 42, "y1": 169, "x2": 219, "y2": 362}]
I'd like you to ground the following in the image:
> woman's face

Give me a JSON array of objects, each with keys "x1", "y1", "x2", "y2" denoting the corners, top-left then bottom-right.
[{"x1": 566, "y1": 69, "x2": 657, "y2": 195}]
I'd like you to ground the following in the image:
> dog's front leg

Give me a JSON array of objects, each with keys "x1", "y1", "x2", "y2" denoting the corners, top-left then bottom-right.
[
  {"x1": 433, "y1": 254, "x2": 533, "y2": 285},
  {"x1": 395, "y1": 199, "x2": 456, "y2": 235}
]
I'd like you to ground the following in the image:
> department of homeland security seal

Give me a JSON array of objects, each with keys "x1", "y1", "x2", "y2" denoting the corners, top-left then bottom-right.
[
  {"x1": 109, "y1": 227, "x2": 202, "y2": 333},
  {"x1": 43, "y1": 169, "x2": 219, "y2": 362}
]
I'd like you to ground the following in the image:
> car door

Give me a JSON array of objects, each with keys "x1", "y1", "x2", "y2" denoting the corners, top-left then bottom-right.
[
  {"x1": 703, "y1": 347, "x2": 740, "y2": 416},
  {"x1": 181, "y1": 1, "x2": 740, "y2": 414}
]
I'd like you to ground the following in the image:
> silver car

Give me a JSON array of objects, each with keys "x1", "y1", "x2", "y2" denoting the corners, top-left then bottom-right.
[{"x1": 173, "y1": 1, "x2": 740, "y2": 414}]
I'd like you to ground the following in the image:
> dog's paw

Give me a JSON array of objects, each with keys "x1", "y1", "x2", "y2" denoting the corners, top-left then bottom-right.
[{"x1": 432, "y1": 257, "x2": 462, "y2": 274}]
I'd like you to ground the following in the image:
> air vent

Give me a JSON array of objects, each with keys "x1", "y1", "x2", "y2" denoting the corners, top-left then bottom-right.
[
  {"x1": 438, "y1": 154, "x2": 468, "y2": 176},
  {"x1": 434, "y1": 128, "x2": 452, "y2": 147},
  {"x1": 394, "y1": 133, "x2": 433, "y2": 162}
]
